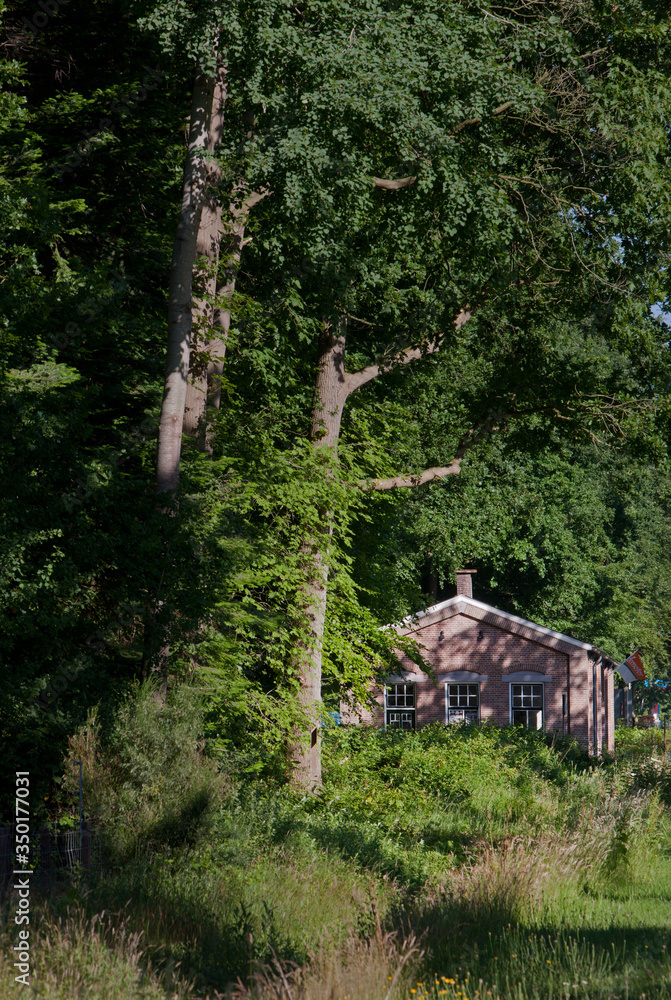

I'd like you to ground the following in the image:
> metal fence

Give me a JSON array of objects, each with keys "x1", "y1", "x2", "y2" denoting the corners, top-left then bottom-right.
[{"x1": 0, "y1": 822, "x2": 101, "y2": 890}]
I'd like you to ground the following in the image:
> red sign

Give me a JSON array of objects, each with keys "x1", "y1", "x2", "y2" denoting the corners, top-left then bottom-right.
[{"x1": 624, "y1": 650, "x2": 646, "y2": 681}]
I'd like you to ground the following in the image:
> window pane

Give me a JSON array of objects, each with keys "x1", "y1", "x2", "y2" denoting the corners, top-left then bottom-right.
[
  {"x1": 387, "y1": 710, "x2": 415, "y2": 730},
  {"x1": 511, "y1": 683, "x2": 544, "y2": 730},
  {"x1": 448, "y1": 709, "x2": 479, "y2": 725},
  {"x1": 387, "y1": 684, "x2": 415, "y2": 708},
  {"x1": 447, "y1": 684, "x2": 479, "y2": 724},
  {"x1": 512, "y1": 684, "x2": 544, "y2": 709}
]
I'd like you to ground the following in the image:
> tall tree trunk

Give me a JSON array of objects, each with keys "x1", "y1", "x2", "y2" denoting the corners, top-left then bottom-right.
[
  {"x1": 155, "y1": 69, "x2": 219, "y2": 494},
  {"x1": 143, "y1": 66, "x2": 222, "y2": 681},
  {"x1": 183, "y1": 192, "x2": 257, "y2": 448},
  {"x1": 289, "y1": 308, "x2": 473, "y2": 789},
  {"x1": 183, "y1": 62, "x2": 227, "y2": 446},
  {"x1": 184, "y1": 103, "x2": 262, "y2": 450},
  {"x1": 290, "y1": 322, "x2": 347, "y2": 790}
]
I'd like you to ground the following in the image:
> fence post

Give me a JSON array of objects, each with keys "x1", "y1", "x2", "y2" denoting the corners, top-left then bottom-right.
[
  {"x1": 0, "y1": 828, "x2": 11, "y2": 890},
  {"x1": 82, "y1": 820, "x2": 91, "y2": 870},
  {"x1": 40, "y1": 827, "x2": 52, "y2": 887}
]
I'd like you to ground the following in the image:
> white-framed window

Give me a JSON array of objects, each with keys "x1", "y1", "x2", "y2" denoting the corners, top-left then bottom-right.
[
  {"x1": 511, "y1": 683, "x2": 543, "y2": 729},
  {"x1": 386, "y1": 683, "x2": 415, "y2": 729},
  {"x1": 446, "y1": 683, "x2": 479, "y2": 725}
]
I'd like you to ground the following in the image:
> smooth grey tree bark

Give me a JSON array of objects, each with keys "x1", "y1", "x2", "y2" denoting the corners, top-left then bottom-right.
[
  {"x1": 289, "y1": 322, "x2": 347, "y2": 790},
  {"x1": 156, "y1": 69, "x2": 220, "y2": 494},
  {"x1": 143, "y1": 65, "x2": 224, "y2": 683},
  {"x1": 183, "y1": 96, "x2": 268, "y2": 451},
  {"x1": 183, "y1": 63, "x2": 227, "y2": 445}
]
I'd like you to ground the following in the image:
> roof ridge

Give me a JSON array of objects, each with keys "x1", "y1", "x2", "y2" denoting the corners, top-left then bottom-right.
[{"x1": 394, "y1": 595, "x2": 617, "y2": 661}]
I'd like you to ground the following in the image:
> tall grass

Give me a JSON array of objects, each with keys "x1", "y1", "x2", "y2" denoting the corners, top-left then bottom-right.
[
  {"x1": 5, "y1": 700, "x2": 671, "y2": 999},
  {"x1": 0, "y1": 905, "x2": 198, "y2": 999},
  {"x1": 234, "y1": 931, "x2": 424, "y2": 1000}
]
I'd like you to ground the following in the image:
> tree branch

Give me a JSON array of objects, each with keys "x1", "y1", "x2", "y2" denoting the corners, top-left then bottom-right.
[
  {"x1": 453, "y1": 101, "x2": 512, "y2": 133},
  {"x1": 365, "y1": 460, "x2": 463, "y2": 491},
  {"x1": 359, "y1": 416, "x2": 498, "y2": 492},
  {"x1": 373, "y1": 176, "x2": 417, "y2": 190},
  {"x1": 241, "y1": 186, "x2": 272, "y2": 210},
  {"x1": 358, "y1": 389, "x2": 652, "y2": 494},
  {"x1": 344, "y1": 308, "x2": 471, "y2": 397}
]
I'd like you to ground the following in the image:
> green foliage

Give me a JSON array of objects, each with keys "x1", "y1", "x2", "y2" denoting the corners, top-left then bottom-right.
[
  {"x1": 19, "y1": 716, "x2": 668, "y2": 998},
  {"x1": 64, "y1": 683, "x2": 226, "y2": 858},
  {"x1": 4, "y1": 0, "x2": 671, "y2": 805}
]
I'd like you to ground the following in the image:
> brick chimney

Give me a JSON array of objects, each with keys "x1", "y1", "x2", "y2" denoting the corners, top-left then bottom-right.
[{"x1": 455, "y1": 569, "x2": 476, "y2": 599}]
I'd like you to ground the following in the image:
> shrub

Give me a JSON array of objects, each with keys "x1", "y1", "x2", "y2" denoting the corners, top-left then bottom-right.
[{"x1": 64, "y1": 681, "x2": 227, "y2": 858}]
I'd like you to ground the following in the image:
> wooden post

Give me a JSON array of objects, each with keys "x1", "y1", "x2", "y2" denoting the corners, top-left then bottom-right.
[{"x1": 664, "y1": 716, "x2": 667, "y2": 757}]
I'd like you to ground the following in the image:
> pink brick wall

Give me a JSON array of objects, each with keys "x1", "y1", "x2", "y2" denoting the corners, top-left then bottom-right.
[
  {"x1": 393, "y1": 612, "x2": 567, "y2": 730},
  {"x1": 341, "y1": 607, "x2": 615, "y2": 754}
]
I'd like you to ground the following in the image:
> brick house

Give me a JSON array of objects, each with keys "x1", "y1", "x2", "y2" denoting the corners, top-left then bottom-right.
[{"x1": 344, "y1": 570, "x2": 617, "y2": 754}]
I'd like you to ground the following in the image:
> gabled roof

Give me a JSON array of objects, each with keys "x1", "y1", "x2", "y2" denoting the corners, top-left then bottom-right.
[{"x1": 393, "y1": 594, "x2": 619, "y2": 666}]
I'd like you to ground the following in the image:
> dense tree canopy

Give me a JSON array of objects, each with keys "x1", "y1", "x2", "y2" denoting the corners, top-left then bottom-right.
[{"x1": 2, "y1": 0, "x2": 671, "y2": 803}]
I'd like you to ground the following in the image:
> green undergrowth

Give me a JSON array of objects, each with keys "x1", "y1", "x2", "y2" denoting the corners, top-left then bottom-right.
[{"x1": 3, "y1": 698, "x2": 671, "y2": 999}]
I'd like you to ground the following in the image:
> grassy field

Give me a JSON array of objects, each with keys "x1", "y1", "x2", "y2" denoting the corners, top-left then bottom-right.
[{"x1": 2, "y1": 693, "x2": 671, "y2": 1000}]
